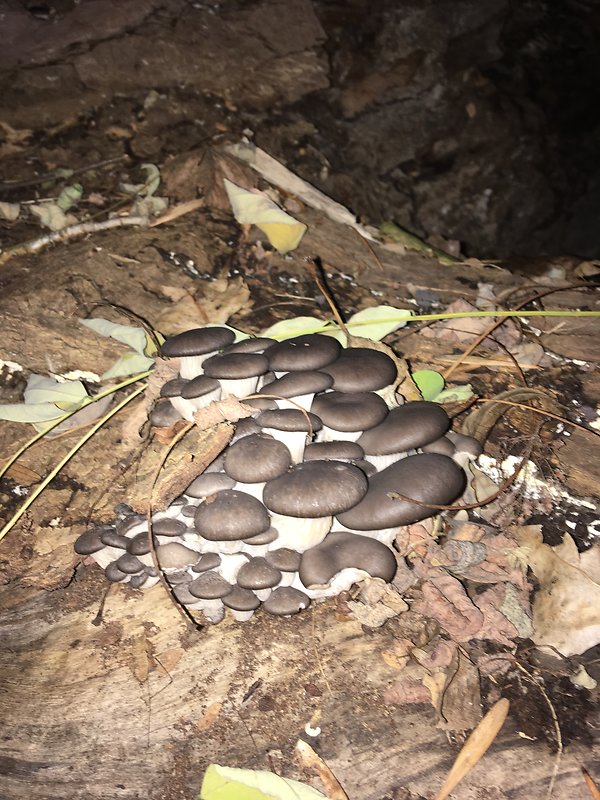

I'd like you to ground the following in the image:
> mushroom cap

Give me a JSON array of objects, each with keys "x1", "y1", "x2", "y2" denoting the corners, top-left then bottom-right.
[
  {"x1": 160, "y1": 327, "x2": 235, "y2": 358},
  {"x1": 449, "y1": 432, "x2": 484, "y2": 458},
  {"x1": 242, "y1": 397, "x2": 279, "y2": 411},
  {"x1": 230, "y1": 417, "x2": 262, "y2": 443},
  {"x1": 263, "y1": 460, "x2": 368, "y2": 517},
  {"x1": 224, "y1": 433, "x2": 291, "y2": 482},
  {"x1": 257, "y1": 408, "x2": 322, "y2": 433},
  {"x1": 116, "y1": 553, "x2": 145, "y2": 574},
  {"x1": 357, "y1": 401, "x2": 451, "y2": 455},
  {"x1": 299, "y1": 531, "x2": 397, "y2": 587},
  {"x1": 243, "y1": 526, "x2": 279, "y2": 545},
  {"x1": 159, "y1": 378, "x2": 188, "y2": 398},
  {"x1": 303, "y1": 441, "x2": 365, "y2": 462},
  {"x1": 127, "y1": 532, "x2": 151, "y2": 556},
  {"x1": 156, "y1": 542, "x2": 199, "y2": 569},
  {"x1": 189, "y1": 570, "x2": 232, "y2": 599},
  {"x1": 105, "y1": 562, "x2": 128, "y2": 583},
  {"x1": 194, "y1": 489, "x2": 271, "y2": 540},
  {"x1": 336, "y1": 453, "x2": 466, "y2": 529},
  {"x1": 151, "y1": 518, "x2": 187, "y2": 537},
  {"x1": 260, "y1": 370, "x2": 334, "y2": 398},
  {"x1": 421, "y1": 436, "x2": 456, "y2": 457},
  {"x1": 223, "y1": 585, "x2": 261, "y2": 611},
  {"x1": 185, "y1": 472, "x2": 236, "y2": 498},
  {"x1": 265, "y1": 548, "x2": 301, "y2": 572},
  {"x1": 224, "y1": 337, "x2": 276, "y2": 354},
  {"x1": 262, "y1": 586, "x2": 310, "y2": 615},
  {"x1": 74, "y1": 527, "x2": 107, "y2": 555},
  {"x1": 180, "y1": 375, "x2": 221, "y2": 400},
  {"x1": 236, "y1": 557, "x2": 282, "y2": 590},
  {"x1": 191, "y1": 552, "x2": 222, "y2": 572},
  {"x1": 311, "y1": 391, "x2": 388, "y2": 432},
  {"x1": 202, "y1": 352, "x2": 269, "y2": 380},
  {"x1": 116, "y1": 514, "x2": 147, "y2": 535},
  {"x1": 265, "y1": 334, "x2": 341, "y2": 372},
  {"x1": 100, "y1": 529, "x2": 129, "y2": 549},
  {"x1": 150, "y1": 399, "x2": 182, "y2": 427},
  {"x1": 322, "y1": 347, "x2": 397, "y2": 392}
]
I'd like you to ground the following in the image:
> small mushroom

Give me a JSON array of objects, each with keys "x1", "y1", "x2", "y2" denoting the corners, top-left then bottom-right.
[
  {"x1": 194, "y1": 489, "x2": 271, "y2": 554},
  {"x1": 188, "y1": 570, "x2": 232, "y2": 623},
  {"x1": 180, "y1": 375, "x2": 222, "y2": 411},
  {"x1": 150, "y1": 398, "x2": 182, "y2": 428},
  {"x1": 160, "y1": 326, "x2": 236, "y2": 379},
  {"x1": 256, "y1": 408, "x2": 322, "y2": 463},
  {"x1": 159, "y1": 377, "x2": 197, "y2": 421},
  {"x1": 262, "y1": 586, "x2": 310, "y2": 616},
  {"x1": 236, "y1": 557, "x2": 282, "y2": 601},
  {"x1": 223, "y1": 585, "x2": 261, "y2": 622},
  {"x1": 303, "y1": 441, "x2": 365, "y2": 463},
  {"x1": 260, "y1": 370, "x2": 333, "y2": 411},
  {"x1": 224, "y1": 432, "x2": 292, "y2": 501},
  {"x1": 265, "y1": 547, "x2": 301, "y2": 587},
  {"x1": 262, "y1": 460, "x2": 368, "y2": 552},
  {"x1": 156, "y1": 542, "x2": 199, "y2": 571},
  {"x1": 321, "y1": 347, "x2": 397, "y2": 393},
  {"x1": 191, "y1": 552, "x2": 222, "y2": 573},
  {"x1": 185, "y1": 472, "x2": 236, "y2": 499},
  {"x1": 202, "y1": 352, "x2": 269, "y2": 397},
  {"x1": 265, "y1": 334, "x2": 341, "y2": 376},
  {"x1": 311, "y1": 391, "x2": 388, "y2": 442},
  {"x1": 298, "y1": 531, "x2": 397, "y2": 599}
]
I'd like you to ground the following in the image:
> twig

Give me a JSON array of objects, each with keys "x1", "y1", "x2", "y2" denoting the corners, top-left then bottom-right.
[
  {"x1": 306, "y1": 257, "x2": 350, "y2": 341},
  {"x1": 0, "y1": 154, "x2": 128, "y2": 192}
]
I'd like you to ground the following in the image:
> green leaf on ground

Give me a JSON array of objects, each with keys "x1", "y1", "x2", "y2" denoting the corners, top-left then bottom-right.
[
  {"x1": 199, "y1": 764, "x2": 327, "y2": 800},
  {"x1": 412, "y1": 369, "x2": 445, "y2": 401}
]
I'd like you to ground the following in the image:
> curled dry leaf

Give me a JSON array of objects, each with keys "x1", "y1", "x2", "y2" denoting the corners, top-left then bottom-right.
[
  {"x1": 411, "y1": 574, "x2": 485, "y2": 642},
  {"x1": 295, "y1": 739, "x2": 349, "y2": 800}
]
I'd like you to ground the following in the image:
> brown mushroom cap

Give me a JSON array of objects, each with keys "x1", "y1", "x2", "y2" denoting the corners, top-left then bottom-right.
[
  {"x1": 311, "y1": 391, "x2": 388, "y2": 433},
  {"x1": 357, "y1": 401, "x2": 451, "y2": 455},
  {"x1": 224, "y1": 433, "x2": 291, "y2": 482},
  {"x1": 191, "y1": 552, "x2": 222, "y2": 572},
  {"x1": 421, "y1": 436, "x2": 456, "y2": 457},
  {"x1": 223, "y1": 585, "x2": 261, "y2": 611},
  {"x1": 303, "y1": 441, "x2": 365, "y2": 462},
  {"x1": 236, "y1": 557, "x2": 282, "y2": 590},
  {"x1": 263, "y1": 460, "x2": 368, "y2": 517},
  {"x1": 336, "y1": 453, "x2": 466, "y2": 529},
  {"x1": 299, "y1": 531, "x2": 397, "y2": 587},
  {"x1": 194, "y1": 489, "x2": 271, "y2": 540},
  {"x1": 156, "y1": 542, "x2": 199, "y2": 570},
  {"x1": 262, "y1": 586, "x2": 310, "y2": 615},
  {"x1": 322, "y1": 347, "x2": 397, "y2": 392},
  {"x1": 185, "y1": 472, "x2": 236, "y2": 498},
  {"x1": 127, "y1": 532, "x2": 151, "y2": 556},
  {"x1": 100, "y1": 529, "x2": 129, "y2": 549},
  {"x1": 150, "y1": 399, "x2": 182, "y2": 427},
  {"x1": 180, "y1": 375, "x2": 221, "y2": 400},
  {"x1": 74, "y1": 527, "x2": 107, "y2": 555},
  {"x1": 151, "y1": 518, "x2": 187, "y2": 537},
  {"x1": 202, "y1": 352, "x2": 269, "y2": 380},
  {"x1": 224, "y1": 337, "x2": 276, "y2": 354},
  {"x1": 160, "y1": 327, "x2": 235, "y2": 358},
  {"x1": 188, "y1": 570, "x2": 232, "y2": 599},
  {"x1": 105, "y1": 562, "x2": 129, "y2": 583},
  {"x1": 116, "y1": 553, "x2": 146, "y2": 574},
  {"x1": 260, "y1": 370, "x2": 334, "y2": 398},
  {"x1": 265, "y1": 548, "x2": 302, "y2": 572},
  {"x1": 256, "y1": 408, "x2": 322, "y2": 434},
  {"x1": 265, "y1": 334, "x2": 341, "y2": 372}
]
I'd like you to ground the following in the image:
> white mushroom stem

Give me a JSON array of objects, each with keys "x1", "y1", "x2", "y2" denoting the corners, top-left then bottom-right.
[
  {"x1": 278, "y1": 571, "x2": 296, "y2": 588},
  {"x1": 331, "y1": 522, "x2": 404, "y2": 547},
  {"x1": 219, "y1": 376, "x2": 260, "y2": 398},
  {"x1": 239, "y1": 541, "x2": 271, "y2": 557},
  {"x1": 168, "y1": 395, "x2": 197, "y2": 422},
  {"x1": 261, "y1": 428, "x2": 308, "y2": 464},
  {"x1": 363, "y1": 450, "x2": 415, "y2": 471},
  {"x1": 217, "y1": 553, "x2": 250, "y2": 584},
  {"x1": 188, "y1": 385, "x2": 222, "y2": 411},
  {"x1": 228, "y1": 608, "x2": 256, "y2": 622},
  {"x1": 186, "y1": 598, "x2": 226, "y2": 624},
  {"x1": 273, "y1": 393, "x2": 316, "y2": 412},
  {"x1": 298, "y1": 567, "x2": 372, "y2": 600},
  {"x1": 140, "y1": 575, "x2": 161, "y2": 589},
  {"x1": 268, "y1": 513, "x2": 332, "y2": 552},
  {"x1": 232, "y1": 481, "x2": 266, "y2": 502},
  {"x1": 91, "y1": 546, "x2": 129, "y2": 570},
  {"x1": 201, "y1": 538, "x2": 245, "y2": 555},
  {"x1": 178, "y1": 351, "x2": 218, "y2": 380},
  {"x1": 254, "y1": 588, "x2": 273, "y2": 602},
  {"x1": 316, "y1": 426, "x2": 363, "y2": 443}
]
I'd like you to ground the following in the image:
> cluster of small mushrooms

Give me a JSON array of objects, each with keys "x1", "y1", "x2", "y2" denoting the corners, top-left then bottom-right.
[{"x1": 75, "y1": 326, "x2": 483, "y2": 623}]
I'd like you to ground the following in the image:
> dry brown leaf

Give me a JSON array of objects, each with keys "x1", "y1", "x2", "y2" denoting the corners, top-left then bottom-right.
[
  {"x1": 512, "y1": 526, "x2": 600, "y2": 656},
  {"x1": 196, "y1": 701, "x2": 223, "y2": 731},
  {"x1": 436, "y1": 648, "x2": 482, "y2": 732},
  {"x1": 156, "y1": 647, "x2": 185, "y2": 673},
  {"x1": 193, "y1": 396, "x2": 256, "y2": 429},
  {"x1": 295, "y1": 739, "x2": 349, "y2": 800},
  {"x1": 434, "y1": 697, "x2": 510, "y2": 800},
  {"x1": 3, "y1": 461, "x2": 41, "y2": 484},
  {"x1": 156, "y1": 277, "x2": 251, "y2": 334},
  {"x1": 128, "y1": 635, "x2": 154, "y2": 684},
  {"x1": 411, "y1": 575, "x2": 484, "y2": 641}
]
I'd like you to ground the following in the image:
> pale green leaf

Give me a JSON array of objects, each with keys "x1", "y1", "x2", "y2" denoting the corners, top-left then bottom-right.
[
  {"x1": 261, "y1": 316, "x2": 332, "y2": 340},
  {"x1": 0, "y1": 201, "x2": 20, "y2": 221},
  {"x1": 80, "y1": 318, "x2": 148, "y2": 356},
  {"x1": 56, "y1": 183, "x2": 83, "y2": 211},
  {"x1": 224, "y1": 179, "x2": 307, "y2": 254},
  {"x1": 121, "y1": 163, "x2": 161, "y2": 197},
  {"x1": 436, "y1": 384, "x2": 474, "y2": 403},
  {"x1": 24, "y1": 374, "x2": 88, "y2": 407},
  {"x1": 412, "y1": 370, "x2": 445, "y2": 401},
  {"x1": 325, "y1": 305, "x2": 412, "y2": 343},
  {"x1": 101, "y1": 352, "x2": 155, "y2": 380},
  {"x1": 0, "y1": 401, "x2": 65, "y2": 424},
  {"x1": 200, "y1": 764, "x2": 327, "y2": 800},
  {"x1": 29, "y1": 202, "x2": 76, "y2": 231}
]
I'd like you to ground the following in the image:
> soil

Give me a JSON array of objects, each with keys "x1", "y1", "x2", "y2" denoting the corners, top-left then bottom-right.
[{"x1": 0, "y1": 3, "x2": 599, "y2": 799}]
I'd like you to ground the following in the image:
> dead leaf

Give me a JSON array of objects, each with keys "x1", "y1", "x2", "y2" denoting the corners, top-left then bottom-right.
[
  {"x1": 193, "y1": 396, "x2": 256, "y2": 429},
  {"x1": 156, "y1": 276, "x2": 251, "y2": 334},
  {"x1": 156, "y1": 647, "x2": 185, "y2": 673},
  {"x1": 197, "y1": 701, "x2": 223, "y2": 731},
  {"x1": 128, "y1": 635, "x2": 154, "y2": 684},
  {"x1": 295, "y1": 739, "x2": 349, "y2": 800},
  {"x1": 512, "y1": 526, "x2": 600, "y2": 656},
  {"x1": 411, "y1": 574, "x2": 484, "y2": 641},
  {"x1": 434, "y1": 698, "x2": 510, "y2": 800}
]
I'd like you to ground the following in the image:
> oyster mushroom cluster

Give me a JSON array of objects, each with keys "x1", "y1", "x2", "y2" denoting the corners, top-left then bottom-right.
[{"x1": 75, "y1": 327, "x2": 483, "y2": 623}]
